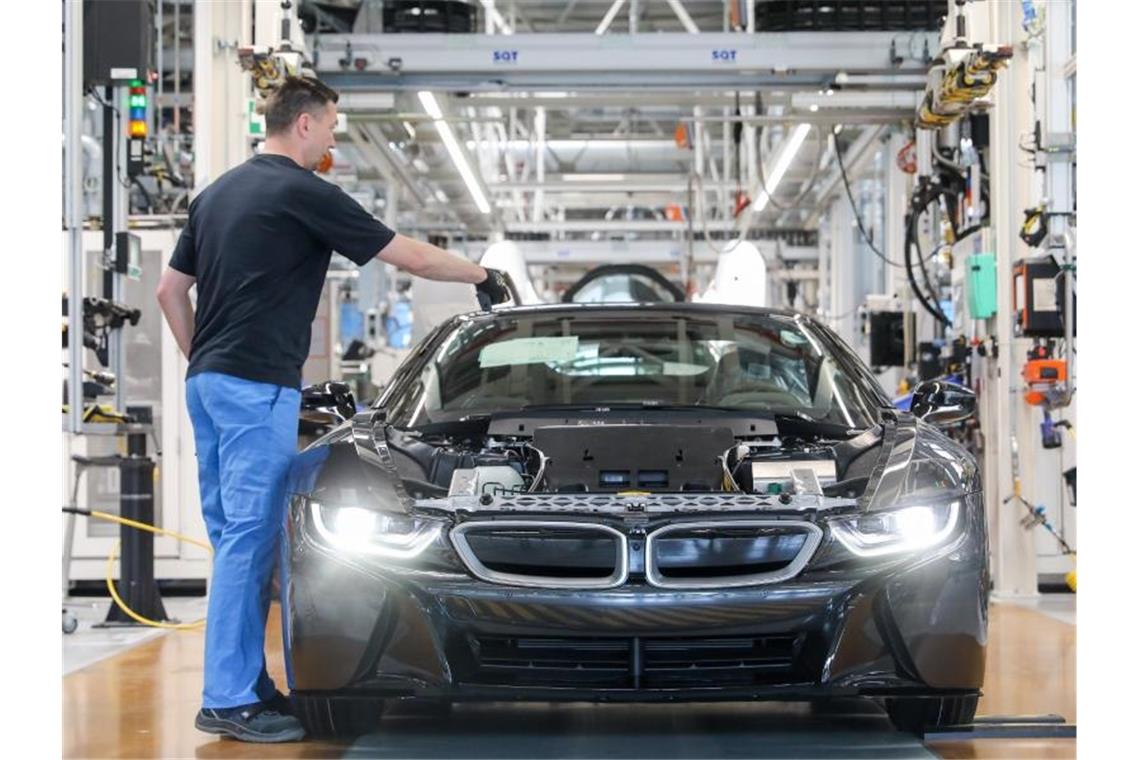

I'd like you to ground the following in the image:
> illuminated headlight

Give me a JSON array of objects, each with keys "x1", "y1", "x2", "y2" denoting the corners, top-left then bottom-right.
[
  {"x1": 310, "y1": 501, "x2": 443, "y2": 559},
  {"x1": 830, "y1": 501, "x2": 961, "y2": 557}
]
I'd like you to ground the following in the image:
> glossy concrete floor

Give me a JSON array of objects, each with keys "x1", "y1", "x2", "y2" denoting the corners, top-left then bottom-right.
[{"x1": 62, "y1": 596, "x2": 1075, "y2": 759}]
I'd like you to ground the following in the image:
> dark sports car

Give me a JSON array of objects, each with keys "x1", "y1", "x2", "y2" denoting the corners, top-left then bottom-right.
[{"x1": 283, "y1": 303, "x2": 986, "y2": 737}]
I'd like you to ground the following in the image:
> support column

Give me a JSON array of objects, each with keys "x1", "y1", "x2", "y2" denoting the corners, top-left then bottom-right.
[
  {"x1": 194, "y1": 0, "x2": 253, "y2": 192},
  {"x1": 828, "y1": 196, "x2": 857, "y2": 347},
  {"x1": 532, "y1": 107, "x2": 545, "y2": 223},
  {"x1": 64, "y1": 0, "x2": 84, "y2": 434},
  {"x1": 985, "y1": 0, "x2": 1038, "y2": 597},
  {"x1": 882, "y1": 130, "x2": 912, "y2": 392}
]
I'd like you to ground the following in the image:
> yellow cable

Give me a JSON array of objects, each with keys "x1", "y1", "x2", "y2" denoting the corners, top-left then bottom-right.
[{"x1": 89, "y1": 510, "x2": 212, "y2": 631}]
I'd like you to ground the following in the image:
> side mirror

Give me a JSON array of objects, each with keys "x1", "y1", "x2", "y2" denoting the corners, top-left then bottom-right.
[
  {"x1": 910, "y1": 380, "x2": 976, "y2": 425},
  {"x1": 300, "y1": 381, "x2": 357, "y2": 426}
]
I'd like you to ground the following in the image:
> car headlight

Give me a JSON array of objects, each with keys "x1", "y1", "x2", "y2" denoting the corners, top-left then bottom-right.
[
  {"x1": 310, "y1": 501, "x2": 443, "y2": 559},
  {"x1": 829, "y1": 500, "x2": 961, "y2": 557}
]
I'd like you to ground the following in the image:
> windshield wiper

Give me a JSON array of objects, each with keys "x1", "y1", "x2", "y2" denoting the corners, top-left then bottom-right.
[
  {"x1": 400, "y1": 414, "x2": 492, "y2": 434},
  {"x1": 774, "y1": 412, "x2": 864, "y2": 439},
  {"x1": 515, "y1": 402, "x2": 771, "y2": 416}
]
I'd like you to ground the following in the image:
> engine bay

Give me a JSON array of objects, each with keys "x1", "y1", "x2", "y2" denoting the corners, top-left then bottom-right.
[{"x1": 384, "y1": 411, "x2": 883, "y2": 501}]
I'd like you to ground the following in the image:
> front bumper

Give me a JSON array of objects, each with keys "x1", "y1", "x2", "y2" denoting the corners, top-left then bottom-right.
[{"x1": 281, "y1": 496, "x2": 987, "y2": 702}]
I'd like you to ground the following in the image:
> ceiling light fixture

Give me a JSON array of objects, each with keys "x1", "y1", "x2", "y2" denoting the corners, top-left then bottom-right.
[
  {"x1": 417, "y1": 91, "x2": 491, "y2": 215},
  {"x1": 480, "y1": 1, "x2": 513, "y2": 34},
  {"x1": 752, "y1": 123, "x2": 811, "y2": 216},
  {"x1": 595, "y1": 0, "x2": 627, "y2": 35}
]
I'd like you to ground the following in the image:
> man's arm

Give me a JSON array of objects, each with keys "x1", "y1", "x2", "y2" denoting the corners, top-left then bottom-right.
[
  {"x1": 156, "y1": 267, "x2": 197, "y2": 359},
  {"x1": 376, "y1": 234, "x2": 487, "y2": 284}
]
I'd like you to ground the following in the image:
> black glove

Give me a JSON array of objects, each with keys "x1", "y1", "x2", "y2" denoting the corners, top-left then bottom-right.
[{"x1": 475, "y1": 268, "x2": 512, "y2": 311}]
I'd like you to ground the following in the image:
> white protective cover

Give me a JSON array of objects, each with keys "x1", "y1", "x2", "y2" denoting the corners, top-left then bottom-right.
[{"x1": 695, "y1": 240, "x2": 769, "y2": 308}]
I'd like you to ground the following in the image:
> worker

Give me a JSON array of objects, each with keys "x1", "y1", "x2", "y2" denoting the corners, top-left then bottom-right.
[{"x1": 155, "y1": 75, "x2": 510, "y2": 743}]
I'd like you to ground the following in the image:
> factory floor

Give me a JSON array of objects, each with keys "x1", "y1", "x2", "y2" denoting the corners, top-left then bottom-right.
[{"x1": 62, "y1": 594, "x2": 1075, "y2": 759}]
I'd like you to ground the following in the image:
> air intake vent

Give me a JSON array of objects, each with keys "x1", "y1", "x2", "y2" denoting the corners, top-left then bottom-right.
[
  {"x1": 451, "y1": 521, "x2": 628, "y2": 589},
  {"x1": 464, "y1": 634, "x2": 806, "y2": 689},
  {"x1": 645, "y1": 520, "x2": 822, "y2": 589}
]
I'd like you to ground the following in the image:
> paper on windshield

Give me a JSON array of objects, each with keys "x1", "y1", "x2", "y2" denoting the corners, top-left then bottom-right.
[{"x1": 478, "y1": 336, "x2": 580, "y2": 368}]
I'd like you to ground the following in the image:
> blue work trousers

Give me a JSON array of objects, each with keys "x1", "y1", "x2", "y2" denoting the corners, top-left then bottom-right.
[{"x1": 186, "y1": 371, "x2": 301, "y2": 709}]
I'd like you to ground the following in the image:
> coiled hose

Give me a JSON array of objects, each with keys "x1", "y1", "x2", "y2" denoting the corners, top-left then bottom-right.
[{"x1": 63, "y1": 507, "x2": 212, "y2": 630}]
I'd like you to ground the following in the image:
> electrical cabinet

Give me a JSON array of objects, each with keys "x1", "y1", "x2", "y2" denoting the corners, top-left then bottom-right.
[
  {"x1": 1013, "y1": 257, "x2": 1076, "y2": 337},
  {"x1": 83, "y1": 0, "x2": 155, "y2": 87}
]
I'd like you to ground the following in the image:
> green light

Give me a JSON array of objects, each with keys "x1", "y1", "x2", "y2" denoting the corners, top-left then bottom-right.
[
  {"x1": 130, "y1": 79, "x2": 143, "y2": 87},
  {"x1": 129, "y1": 95, "x2": 147, "y2": 108}
]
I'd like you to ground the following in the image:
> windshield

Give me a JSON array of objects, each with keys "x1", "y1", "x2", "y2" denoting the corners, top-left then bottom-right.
[{"x1": 383, "y1": 311, "x2": 885, "y2": 429}]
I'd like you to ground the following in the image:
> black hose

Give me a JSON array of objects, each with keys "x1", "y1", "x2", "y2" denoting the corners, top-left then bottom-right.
[
  {"x1": 833, "y1": 132, "x2": 904, "y2": 268},
  {"x1": 904, "y1": 206, "x2": 951, "y2": 328},
  {"x1": 911, "y1": 210, "x2": 942, "y2": 317}
]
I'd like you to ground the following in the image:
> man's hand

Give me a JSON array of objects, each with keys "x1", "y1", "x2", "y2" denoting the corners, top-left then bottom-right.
[{"x1": 475, "y1": 268, "x2": 513, "y2": 311}]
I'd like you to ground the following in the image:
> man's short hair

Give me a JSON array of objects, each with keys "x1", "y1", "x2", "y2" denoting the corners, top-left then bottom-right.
[{"x1": 263, "y1": 76, "x2": 340, "y2": 135}]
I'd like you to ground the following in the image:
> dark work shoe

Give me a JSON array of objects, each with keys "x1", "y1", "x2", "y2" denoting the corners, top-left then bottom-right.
[
  {"x1": 195, "y1": 703, "x2": 305, "y2": 743},
  {"x1": 265, "y1": 690, "x2": 294, "y2": 716}
]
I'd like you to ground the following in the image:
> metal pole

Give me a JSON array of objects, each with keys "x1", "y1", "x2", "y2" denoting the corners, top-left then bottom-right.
[
  {"x1": 155, "y1": 0, "x2": 163, "y2": 147},
  {"x1": 685, "y1": 174, "x2": 694, "y2": 294},
  {"x1": 533, "y1": 106, "x2": 545, "y2": 223},
  {"x1": 174, "y1": 0, "x2": 181, "y2": 136},
  {"x1": 65, "y1": 0, "x2": 84, "y2": 434},
  {"x1": 110, "y1": 85, "x2": 127, "y2": 414},
  {"x1": 987, "y1": 0, "x2": 1037, "y2": 596}
]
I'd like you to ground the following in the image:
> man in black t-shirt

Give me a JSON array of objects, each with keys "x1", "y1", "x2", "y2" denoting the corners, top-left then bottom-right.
[{"x1": 156, "y1": 76, "x2": 510, "y2": 743}]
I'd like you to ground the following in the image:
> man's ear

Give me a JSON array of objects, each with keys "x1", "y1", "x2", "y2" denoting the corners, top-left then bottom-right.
[{"x1": 296, "y1": 112, "x2": 310, "y2": 138}]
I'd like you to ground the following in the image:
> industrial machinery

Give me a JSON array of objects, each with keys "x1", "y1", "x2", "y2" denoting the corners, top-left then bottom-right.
[{"x1": 917, "y1": 45, "x2": 1013, "y2": 130}]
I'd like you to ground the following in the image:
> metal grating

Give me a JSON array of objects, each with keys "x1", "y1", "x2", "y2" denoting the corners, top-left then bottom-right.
[
  {"x1": 754, "y1": 0, "x2": 944, "y2": 32},
  {"x1": 645, "y1": 520, "x2": 823, "y2": 589},
  {"x1": 434, "y1": 491, "x2": 856, "y2": 515},
  {"x1": 451, "y1": 521, "x2": 628, "y2": 589},
  {"x1": 465, "y1": 634, "x2": 805, "y2": 689}
]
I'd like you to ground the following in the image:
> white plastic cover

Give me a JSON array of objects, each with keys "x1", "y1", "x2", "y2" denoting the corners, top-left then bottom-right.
[{"x1": 696, "y1": 240, "x2": 769, "y2": 308}]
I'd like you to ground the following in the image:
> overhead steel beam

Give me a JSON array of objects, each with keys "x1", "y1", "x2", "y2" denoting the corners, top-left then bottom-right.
[
  {"x1": 495, "y1": 238, "x2": 816, "y2": 265},
  {"x1": 595, "y1": 0, "x2": 627, "y2": 35},
  {"x1": 489, "y1": 174, "x2": 819, "y2": 193},
  {"x1": 665, "y1": 0, "x2": 701, "y2": 34},
  {"x1": 498, "y1": 192, "x2": 685, "y2": 206},
  {"x1": 556, "y1": 0, "x2": 583, "y2": 26},
  {"x1": 501, "y1": 238, "x2": 762, "y2": 265},
  {"x1": 312, "y1": 31, "x2": 936, "y2": 91},
  {"x1": 692, "y1": 111, "x2": 913, "y2": 126},
  {"x1": 346, "y1": 122, "x2": 430, "y2": 207},
  {"x1": 504, "y1": 219, "x2": 803, "y2": 234},
  {"x1": 461, "y1": 90, "x2": 924, "y2": 110}
]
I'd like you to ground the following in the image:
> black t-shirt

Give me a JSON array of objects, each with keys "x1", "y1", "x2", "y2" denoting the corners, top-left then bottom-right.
[{"x1": 169, "y1": 153, "x2": 395, "y2": 389}]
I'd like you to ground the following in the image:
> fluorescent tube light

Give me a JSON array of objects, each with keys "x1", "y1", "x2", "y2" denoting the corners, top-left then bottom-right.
[
  {"x1": 752, "y1": 123, "x2": 811, "y2": 216},
  {"x1": 595, "y1": 0, "x2": 626, "y2": 35},
  {"x1": 418, "y1": 91, "x2": 491, "y2": 215}
]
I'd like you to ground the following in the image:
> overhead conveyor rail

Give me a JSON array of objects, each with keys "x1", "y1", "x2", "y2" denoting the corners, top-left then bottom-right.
[{"x1": 312, "y1": 31, "x2": 938, "y2": 91}]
